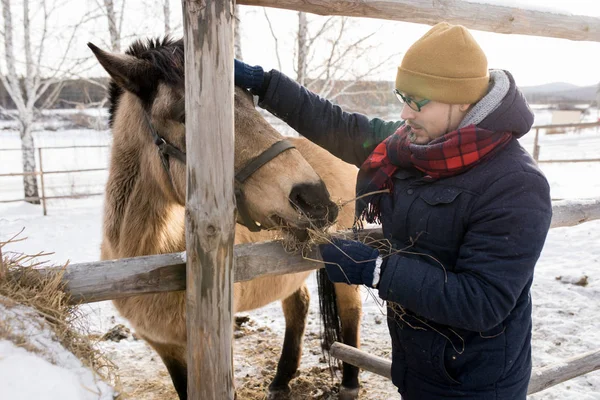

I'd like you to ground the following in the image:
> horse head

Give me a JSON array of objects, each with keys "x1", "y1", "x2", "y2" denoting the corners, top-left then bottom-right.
[{"x1": 89, "y1": 38, "x2": 338, "y2": 233}]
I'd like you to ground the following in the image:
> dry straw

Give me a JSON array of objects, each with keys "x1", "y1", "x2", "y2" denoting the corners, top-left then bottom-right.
[{"x1": 0, "y1": 230, "x2": 120, "y2": 394}]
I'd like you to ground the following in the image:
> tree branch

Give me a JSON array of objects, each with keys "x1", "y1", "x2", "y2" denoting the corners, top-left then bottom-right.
[{"x1": 262, "y1": 7, "x2": 282, "y2": 71}]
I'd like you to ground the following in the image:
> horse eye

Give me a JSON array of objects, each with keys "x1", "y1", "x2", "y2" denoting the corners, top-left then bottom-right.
[
  {"x1": 173, "y1": 98, "x2": 185, "y2": 124},
  {"x1": 172, "y1": 108, "x2": 185, "y2": 124}
]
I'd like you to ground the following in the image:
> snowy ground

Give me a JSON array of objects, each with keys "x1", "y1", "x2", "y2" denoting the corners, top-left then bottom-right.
[
  {"x1": 1, "y1": 108, "x2": 599, "y2": 399},
  {"x1": 0, "y1": 300, "x2": 116, "y2": 400}
]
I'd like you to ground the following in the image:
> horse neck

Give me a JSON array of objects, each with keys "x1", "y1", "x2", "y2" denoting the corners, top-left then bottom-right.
[{"x1": 103, "y1": 94, "x2": 185, "y2": 259}]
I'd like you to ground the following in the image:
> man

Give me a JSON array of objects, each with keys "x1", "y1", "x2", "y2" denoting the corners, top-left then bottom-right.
[{"x1": 235, "y1": 22, "x2": 552, "y2": 399}]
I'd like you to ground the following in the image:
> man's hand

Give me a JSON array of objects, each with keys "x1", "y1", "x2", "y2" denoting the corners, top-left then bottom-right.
[
  {"x1": 234, "y1": 59, "x2": 265, "y2": 94},
  {"x1": 319, "y1": 238, "x2": 380, "y2": 287}
]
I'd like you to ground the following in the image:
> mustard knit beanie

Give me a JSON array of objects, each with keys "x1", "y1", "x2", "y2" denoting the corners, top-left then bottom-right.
[{"x1": 395, "y1": 22, "x2": 489, "y2": 104}]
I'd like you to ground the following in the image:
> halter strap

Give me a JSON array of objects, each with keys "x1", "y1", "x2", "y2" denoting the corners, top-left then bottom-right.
[
  {"x1": 234, "y1": 140, "x2": 296, "y2": 232},
  {"x1": 143, "y1": 110, "x2": 296, "y2": 232},
  {"x1": 235, "y1": 140, "x2": 296, "y2": 184}
]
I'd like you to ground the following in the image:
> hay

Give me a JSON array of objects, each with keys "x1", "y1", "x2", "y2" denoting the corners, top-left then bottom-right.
[
  {"x1": 0, "y1": 234, "x2": 119, "y2": 393},
  {"x1": 277, "y1": 193, "x2": 393, "y2": 261}
]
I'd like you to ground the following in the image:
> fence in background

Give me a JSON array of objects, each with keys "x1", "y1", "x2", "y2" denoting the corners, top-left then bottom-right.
[
  {"x1": 2, "y1": 121, "x2": 600, "y2": 215},
  {"x1": 0, "y1": 145, "x2": 109, "y2": 214},
  {"x1": 532, "y1": 121, "x2": 600, "y2": 162}
]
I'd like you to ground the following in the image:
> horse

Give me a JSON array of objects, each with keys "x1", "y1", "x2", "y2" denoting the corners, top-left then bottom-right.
[{"x1": 89, "y1": 37, "x2": 362, "y2": 400}]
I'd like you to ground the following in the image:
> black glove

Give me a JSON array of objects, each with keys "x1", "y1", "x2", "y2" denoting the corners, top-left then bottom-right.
[{"x1": 234, "y1": 59, "x2": 268, "y2": 96}]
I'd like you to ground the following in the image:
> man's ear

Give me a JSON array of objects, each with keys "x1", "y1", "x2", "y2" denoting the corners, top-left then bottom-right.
[{"x1": 459, "y1": 103, "x2": 472, "y2": 112}]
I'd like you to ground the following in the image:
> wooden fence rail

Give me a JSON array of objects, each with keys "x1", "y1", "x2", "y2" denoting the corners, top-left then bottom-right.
[
  {"x1": 329, "y1": 342, "x2": 600, "y2": 396},
  {"x1": 20, "y1": 197, "x2": 599, "y2": 305},
  {"x1": 238, "y1": 0, "x2": 600, "y2": 42}
]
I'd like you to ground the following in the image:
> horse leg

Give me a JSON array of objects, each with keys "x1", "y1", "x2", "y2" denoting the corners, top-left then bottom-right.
[
  {"x1": 143, "y1": 337, "x2": 188, "y2": 400},
  {"x1": 334, "y1": 283, "x2": 362, "y2": 400},
  {"x1": 267, "y1": 283, "x2": 310, "y2": 400}
]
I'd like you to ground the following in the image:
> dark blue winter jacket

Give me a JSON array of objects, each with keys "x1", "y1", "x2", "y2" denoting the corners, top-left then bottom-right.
[{"x1": 258, "y1": 69, "x2": 553, "y2": 399}]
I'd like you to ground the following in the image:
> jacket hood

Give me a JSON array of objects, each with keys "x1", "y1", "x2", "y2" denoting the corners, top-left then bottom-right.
[{"x1": 460, "y1": 70, "x2": 534, "y2": 138}]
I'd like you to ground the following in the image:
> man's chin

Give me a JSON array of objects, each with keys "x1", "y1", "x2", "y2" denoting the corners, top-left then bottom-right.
[{"x1": 409, "y1": 134, "x2": 429, "y2": 145}]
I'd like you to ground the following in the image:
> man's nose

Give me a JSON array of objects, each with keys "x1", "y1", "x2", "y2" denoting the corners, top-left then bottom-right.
[{"x1": 400, "y1": 104, "x2": 416, "y2": 120}]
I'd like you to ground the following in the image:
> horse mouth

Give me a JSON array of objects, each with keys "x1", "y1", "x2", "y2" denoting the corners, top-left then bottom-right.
[{"x1": 268, "y1": 214, "x2": 328, "y2": 243}]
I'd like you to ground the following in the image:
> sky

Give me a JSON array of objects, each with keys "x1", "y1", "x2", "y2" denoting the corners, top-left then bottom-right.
[
  {"x1": 237, "y1": 0, "x2": 600, "y2": 88},
  {"x1": 2, "y1": 0, "x2": 600, "y2": 88}
]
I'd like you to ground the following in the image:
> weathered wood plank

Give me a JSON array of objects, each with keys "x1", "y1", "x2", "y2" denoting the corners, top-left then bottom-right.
[
  {"x1": 62, "y1": 252, "x2": 188, "y2": 303},
  {"x1": 330, "y1": 343, "x2": 600, "y2": 395},
  {"x1": 238, "y1": 0, "x2": 600, "y2": 42},
  {"x1": 182, "y1": 0, "x2": 235, "y2": 398},
  {"x1": 550, "y1": 198, "x2": 600, "y2": 229},
  {"x1": 330, "y1": 342, "x2": 392, "y2": 380},
  {"x1": 59, "y1": 242, "x2": 321, "y2": 304},
  {"x1": 527, "y1": 349, "x2": 600, "y2": 394}
]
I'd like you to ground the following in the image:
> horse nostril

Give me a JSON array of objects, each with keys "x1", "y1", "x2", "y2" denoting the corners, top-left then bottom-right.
[{"x1": 289, "y1": 182, "x2": 338, "y2": 226}]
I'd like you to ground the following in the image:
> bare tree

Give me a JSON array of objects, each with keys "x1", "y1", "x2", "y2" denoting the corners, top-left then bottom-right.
[
  {"x1": 0, "y1": 0, "x2": 96, "y2": 203},
  {"x1": 264, "y1": 10, "x2": 398, "y2": 110},
  {"x1": 296, "y1": 11, "x2": 307, "y2": 85},
  {"x1": 304, "y1": 17, "x2": 398, "y2": 104},
  {"x1": 596, "y1": 82, "x2": 600, "y2": 117},
  {"x1": 163, "y1": 0, "x2": 170, "y2": 36},
  {"x1": 233, "y1": 4, "x2": 243, "y2": 60},
  {"x1": 96, "y1": 0, "x2": 126, "y2": 51},
  {"x1": 262, "y1": 8, "x2": 282, "y2": 71}
]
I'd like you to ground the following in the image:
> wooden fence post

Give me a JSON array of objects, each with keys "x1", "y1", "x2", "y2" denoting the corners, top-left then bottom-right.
[
  {"x1": 182, "y1": 0, "x2": 235, "y2": 399},
  {"x1": 38, "y1": 148, "x2": 47, "y2": 216}
]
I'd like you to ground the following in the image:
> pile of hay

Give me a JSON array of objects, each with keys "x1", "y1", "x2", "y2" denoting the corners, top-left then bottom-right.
[{"x1": 0, "y1": 239, "x2": 119, "y2": 399}]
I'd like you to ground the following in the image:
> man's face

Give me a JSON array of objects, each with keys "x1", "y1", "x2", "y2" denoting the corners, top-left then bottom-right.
[{"x1": 399, "y1": 93, "x2": 470, "y2": 144}]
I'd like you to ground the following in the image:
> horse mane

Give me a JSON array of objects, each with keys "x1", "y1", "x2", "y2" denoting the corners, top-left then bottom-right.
[{"x1": 107, "y1": 37, "x2": 184, "y2": 128}]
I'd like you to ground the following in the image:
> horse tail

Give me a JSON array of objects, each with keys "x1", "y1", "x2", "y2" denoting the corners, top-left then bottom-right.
[{"x1": 317, "y1": 268, "x2": 342, "y2": 370}]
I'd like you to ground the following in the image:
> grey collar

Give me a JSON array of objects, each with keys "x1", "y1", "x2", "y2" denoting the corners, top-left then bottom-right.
[{"x1": 459, "y1": 69, "x2": 510, "y2": 129}]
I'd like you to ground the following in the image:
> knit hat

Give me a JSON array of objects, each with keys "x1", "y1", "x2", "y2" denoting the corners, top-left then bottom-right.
[{"x1": 395, "y1": 22, "x2": 489, "y2": 104}]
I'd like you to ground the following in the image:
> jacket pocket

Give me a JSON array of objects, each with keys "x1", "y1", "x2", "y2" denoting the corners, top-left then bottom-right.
[
  {"x1": 420, "y1": 186, "x2": 463, "y2": 206},
  {"x1": 394, "y1": 315, "x2": 457, "y2": 385},
  {"x1": 416, "y1": 186, "x2": 467, "y2": 246},
  {"x1": 442, "y1": 324, "x2": 507, "y2": 388}
]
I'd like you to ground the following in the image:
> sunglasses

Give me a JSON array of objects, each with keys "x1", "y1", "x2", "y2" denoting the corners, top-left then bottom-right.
[{"x1": 393, "y1": 89, "x2": 430, "y2": 112}]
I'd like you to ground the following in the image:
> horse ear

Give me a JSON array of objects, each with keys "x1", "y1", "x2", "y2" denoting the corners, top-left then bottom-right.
[{"x1": 88, "y1": 42, "x2": 156, "y2": 96}]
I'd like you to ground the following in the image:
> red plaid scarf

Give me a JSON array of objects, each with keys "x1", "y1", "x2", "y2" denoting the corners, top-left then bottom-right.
[{"x1": 356, "y1": 123, "x2": 512, "y2": 224}]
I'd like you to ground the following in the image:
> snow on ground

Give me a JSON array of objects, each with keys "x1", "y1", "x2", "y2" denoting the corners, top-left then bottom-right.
[
  {"x1": 0, "y1": 301, "x2": 115, "y2": 400},
  {"x1": 1, "y1": 108, "x2": 600, "y2": 398}
]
